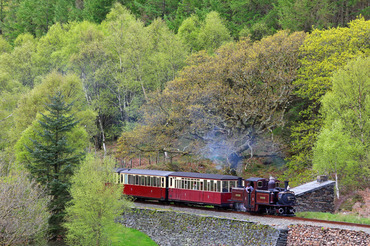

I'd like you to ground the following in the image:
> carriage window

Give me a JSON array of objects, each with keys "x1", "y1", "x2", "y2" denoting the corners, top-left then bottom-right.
[
  {"x1": 141, "y1": 176, "x2": 145, "y2": 185},
  {"x1": 161, "y1": 178, "x2": 165, "y2": 188},
  {"x1": 222, "y1": 181, "x2": 228, "y2": 192},
  {"x1": 191, "y1": 180, "x2": 198, "y2": 190},
  {"x1": 216, "y1": 181, "x2": 221, "y2": 192},
  {"x1": 120, "y1": 174, "x2": 124, "y2": 184},
  {"x1": 257, "y1": 181, "x2": 263, "y2": 188},
  {"x1": 210, "y1": 181, "x2": 214, "y2": 191},
  {"x1": 135, "y1": 175, "x2": 139, "y2": 185}
]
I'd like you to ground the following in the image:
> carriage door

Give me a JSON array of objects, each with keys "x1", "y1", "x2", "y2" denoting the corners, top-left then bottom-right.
[{"x1": 249, "y1": 181, "x2": 258, "y2": 210}]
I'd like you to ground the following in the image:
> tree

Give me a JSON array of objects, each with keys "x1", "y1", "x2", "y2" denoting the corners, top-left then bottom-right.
[
  {"x1": 177, "y1": 15, "x2": 201, "y2": 52},
  {"x1": 0, "y1": 166, "x2": 51, "y2": 245},
  {"x1": 103, "y1": 3, "x2": 188, "y2": 131},
  {"x1": 11, "y1": 71, "x2": 96, "y2": 149},
  {"x1": 287, "y1": 18, "x2": 370, "y2": 184},
  {"x1": 118, "y1": 30, "x2": 306, "y2": 170},
  {"x1": 197, "y1": 11, "x2": 232, "y2": 54},
  {"x1": 82, "y1": 0, "x2": 116, "y2": 23},
  {"x1": 178, "y1": 11, "x2": 231, "y2": 54},
  {"x1": 25, "y1": 92, "x2": 84, "y2": 237},
  {"x1": 313, "y1": 56, "x2": 370, "y2": 196},
  {"x1": 277, "y1": 0, "x2": 333, "y2": 32},
  {"x1": 0, "y1": 33, "x2": 40, "y2": 88},
  {"x1": 64, "y1": 155, "x2": 131, "y2": 245}
]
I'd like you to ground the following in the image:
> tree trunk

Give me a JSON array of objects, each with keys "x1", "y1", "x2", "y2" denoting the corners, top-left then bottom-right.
[
  {"x1": 97, "y1": 116, "x2": 106, "y2": 157},
  {"x1": 335, "y1": 172, "x2": 340, "y2": 199}
]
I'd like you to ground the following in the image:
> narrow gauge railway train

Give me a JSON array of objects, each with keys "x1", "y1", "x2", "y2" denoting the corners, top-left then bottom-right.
[{"x1": 115, "y1": 168, "x2": 296, "y2": 216}]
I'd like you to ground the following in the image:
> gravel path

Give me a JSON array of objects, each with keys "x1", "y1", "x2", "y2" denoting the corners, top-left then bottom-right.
[{"x1": 133, "y1": 202, "x2": 370, "y2": 234}]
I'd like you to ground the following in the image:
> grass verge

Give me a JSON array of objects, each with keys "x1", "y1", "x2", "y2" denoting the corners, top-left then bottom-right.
[
  {"x1": 296, "y1": 212, "x2": 370, "y2": 225},
  {"x1": 118, "y1": 227, "x2": 158, "y2": 246}
]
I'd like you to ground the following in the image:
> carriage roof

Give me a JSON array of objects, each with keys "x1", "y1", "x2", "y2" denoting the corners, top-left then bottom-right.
[{"x1": 170, "y1": 172, "x2": 240, "y2": 180}]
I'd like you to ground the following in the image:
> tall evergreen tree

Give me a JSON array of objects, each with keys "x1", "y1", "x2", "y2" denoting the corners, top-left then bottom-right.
[{"x1": 26, "y1": 91, "x2": 83, "y2": 237}]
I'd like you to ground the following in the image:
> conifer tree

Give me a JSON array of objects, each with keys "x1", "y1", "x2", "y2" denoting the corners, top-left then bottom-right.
[{"x1": 26, "y1": 91, "x2": 83, "y2": 237}]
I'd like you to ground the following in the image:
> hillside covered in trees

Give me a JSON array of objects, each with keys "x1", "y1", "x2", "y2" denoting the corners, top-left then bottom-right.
[{"x1": 0, "y1": 1, "x2": 369, "y2": 244}]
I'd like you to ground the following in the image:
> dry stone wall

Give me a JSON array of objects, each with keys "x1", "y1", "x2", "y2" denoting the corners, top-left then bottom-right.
[
  {"x1": 118, "y1": 208, "x2": 285, "y2": 246},
  {"x1": 294, "y1": 182, "x2": 335, "y2": 213}
]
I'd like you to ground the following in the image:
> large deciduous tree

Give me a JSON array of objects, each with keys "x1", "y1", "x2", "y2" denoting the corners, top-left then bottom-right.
[
  {"x1": 118, "y1": 30, "x2": 306, "y2": 170},
  {"x1": 25, "y1": 92, "x2": 84, "y2": 237},
  {"x1": 313, "y1": 56, "x2": 370, "y2": 197}
]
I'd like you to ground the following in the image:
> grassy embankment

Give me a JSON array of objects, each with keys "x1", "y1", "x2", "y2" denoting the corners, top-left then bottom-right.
[
  {"x1": 296, "y1": 212, "x2": 370, "y2": 225},
  {"x1": 118, "y1": 227, "x2": 158, "y2": 246}
]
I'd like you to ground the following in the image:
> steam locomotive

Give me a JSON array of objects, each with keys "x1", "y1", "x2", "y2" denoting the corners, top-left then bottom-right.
[{"x1": 115, "y1": 168, "x2": 296, "y2": 216}]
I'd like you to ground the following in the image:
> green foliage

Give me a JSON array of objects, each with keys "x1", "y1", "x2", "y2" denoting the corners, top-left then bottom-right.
[
  {"x1": 312, "y1": 56, "x2": 370, "y2": 193},
  {"x1": 197, "y1": 11, "x2": 232, "y2": 54},
  {"x1": 0, "y1": 35, "x2": 11, "y2": 53},
  {"x1": 64, "y1": 155, "x2": 132, "y2": 246},
  {"x1": 177, "y1": 15, "x2": 201, "y2": 52},
  {"x1": 277, "y1": 0, "x2": 333, "y2": 32},
  {"x1": 239, "y1": 21, "x2": 276, "y2": 42},
  {"x1": 11, "y1": 71, "x2": 95, "y2": 148},
  {"x1": 102, "y1": 3, "x2": 188, "y2": 128},
  {"x1": 0, "y1": 33, "x2": 40, "y2": 88},
  {"x1": 178, "y1": 11, "x2": 231, "y2": 53},
  {"x1": 286, "y1": 18, "x2": 370, "y2": 185},
  {"x1": 82, "y1": 0, "x2": 116, "y2": 23},
  {"x1": 24, "y1": 92, "x2": 86, "y2": 237},
  {"x1": 296, "y1": 212, "x2": 370, "y2": 225}
]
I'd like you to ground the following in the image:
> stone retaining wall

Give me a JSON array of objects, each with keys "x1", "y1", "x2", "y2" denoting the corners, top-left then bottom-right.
[
  {"x1": 118, "y1": 208, "x2": 284, "y2": 246},
  {"x1": 295, "y1": 182, "x2": 335, "y2": 213}
]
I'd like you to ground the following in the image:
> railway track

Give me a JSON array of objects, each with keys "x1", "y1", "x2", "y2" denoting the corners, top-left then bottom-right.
[{"x1": 133, "y1": 200, "x2": 370, "y2": 231}]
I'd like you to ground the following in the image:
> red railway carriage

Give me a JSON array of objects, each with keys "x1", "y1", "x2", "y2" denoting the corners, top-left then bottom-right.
[
  {"x1": 168, "y1": 172, "x2": 243, "y2": 208},
  {"x1": 115, "y1": 168, "x2": 174, "y2": 201}
]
